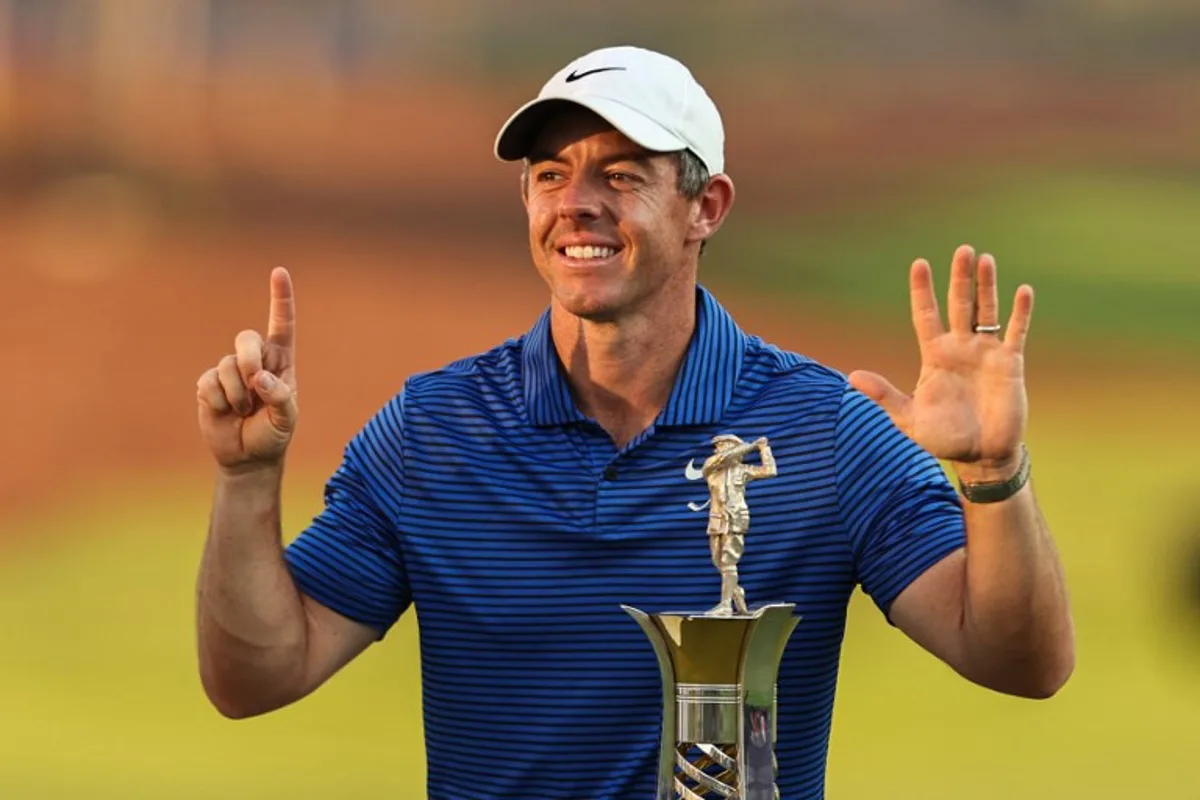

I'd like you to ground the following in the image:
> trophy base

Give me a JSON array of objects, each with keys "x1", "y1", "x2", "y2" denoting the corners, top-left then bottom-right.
[{"x1": 623, "y1": 603, "x2": 800, "y2": 800}]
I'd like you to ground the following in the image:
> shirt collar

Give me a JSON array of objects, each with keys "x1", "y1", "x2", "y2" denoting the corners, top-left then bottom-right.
[
  {"x1": 658, "y1": 284, "x2": 747, "y2": 426},
  {"x1": 522, "y1": 309, "x2": 586, "y2": 427},
  {"x1": 522, "y1": 284, "x2": 747, "y2": 428}
]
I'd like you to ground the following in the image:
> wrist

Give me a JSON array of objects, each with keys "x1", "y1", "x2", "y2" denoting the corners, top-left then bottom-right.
[
  {"x1": 952, "y1": 447, "x2": 1024, "y2": 485},
  {"x1": 954, "y1": 445, "x2": 1031, "y2": 504},
  {"x1": 213, "y1": 462, "x2": 285, "y2": 527},
  {"x1": 217, "y1": 460, "x2": 285, "y2": 489}
]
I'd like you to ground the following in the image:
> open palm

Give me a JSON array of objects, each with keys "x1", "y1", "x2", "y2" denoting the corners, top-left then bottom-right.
[{"x1": 849, "y1": 245, "x2": 1032, "y2": 476}]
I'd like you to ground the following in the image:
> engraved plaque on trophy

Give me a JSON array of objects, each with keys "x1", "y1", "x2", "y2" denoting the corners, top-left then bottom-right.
[{"x1": 623, "y1": 435, "x2": 800, "y2": 800}]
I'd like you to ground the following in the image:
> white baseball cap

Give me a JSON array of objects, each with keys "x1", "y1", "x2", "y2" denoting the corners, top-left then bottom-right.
[{"x1": 493, "y1": 46, "x2": 725, "y2": 175}]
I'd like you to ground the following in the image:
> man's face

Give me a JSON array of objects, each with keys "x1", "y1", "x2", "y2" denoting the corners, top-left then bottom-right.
[{"x1": 522, "y1": 107, "x2": 702, "y2": 322}]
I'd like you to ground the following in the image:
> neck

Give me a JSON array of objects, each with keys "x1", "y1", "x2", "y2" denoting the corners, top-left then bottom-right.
[{"x1": 550, "y1": 283, "x2": 697, "y2": 449}]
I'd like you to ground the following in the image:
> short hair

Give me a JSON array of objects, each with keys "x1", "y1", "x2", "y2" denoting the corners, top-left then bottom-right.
[
  {"x1": 674, "y1": 149, "x2": 710, "y2": 199},
  {"x1": 676, "y1": 150, "x2": 712, "y2": 256}
]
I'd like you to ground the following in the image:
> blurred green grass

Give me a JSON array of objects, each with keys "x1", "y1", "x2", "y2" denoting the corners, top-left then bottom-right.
[
  {"x1": 0, "y1": 404, "x2": 1196, "y2": 799},
  {"x1": 711, "y1": 170, "x2": 1200, "y2": 351},
  {"x1": 0, "y1": 484, "x2": 424, "y2": 799}
]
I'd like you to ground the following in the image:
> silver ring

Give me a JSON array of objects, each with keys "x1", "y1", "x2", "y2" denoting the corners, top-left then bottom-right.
[{"x1": 973, "y1": 324, "x2": 1002, "y2": 334}]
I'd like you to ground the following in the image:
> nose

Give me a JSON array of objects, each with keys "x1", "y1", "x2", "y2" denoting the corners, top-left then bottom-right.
[{"x1": 557, "y1": 174, "x2": 603, "y2": 222}]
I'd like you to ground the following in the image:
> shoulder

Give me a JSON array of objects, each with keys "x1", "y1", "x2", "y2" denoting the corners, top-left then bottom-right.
[
  {"x1": 403, "y1": 335, "x2": 525, "y2": 399},
  {"x1": 358, "y1": 334, "x2": 527, "y2": 440},
  {"x1": 743, "y1": 334, "x2": 848, "y2": 387},
  {"x1": 739, "y1": 334, "x2": 851, "y2": 416}
]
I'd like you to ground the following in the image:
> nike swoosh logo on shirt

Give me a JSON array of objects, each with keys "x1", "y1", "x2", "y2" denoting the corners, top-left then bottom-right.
[{"x1": 684, "y1": 459, "x2": 705, "y2": 481}]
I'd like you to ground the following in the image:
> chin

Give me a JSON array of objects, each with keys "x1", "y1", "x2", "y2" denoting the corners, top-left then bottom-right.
[
  {"x1": 559, "y1": 296, "x2": 621, "y2": 322},
  {"x1": 554, "y1": 285, "x2": 627, "y2": 322}
]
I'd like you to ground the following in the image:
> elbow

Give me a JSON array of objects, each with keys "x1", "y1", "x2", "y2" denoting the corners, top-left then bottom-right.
[
  {"x1": 1030, "y1": 642, "x2": 1075, "y2": 699},
  {"x1": 198, "y1": 655, "x2": 298, "y2": 720},
  {"x1": 970, "y1": 629, "x2": 1075, "y2": 699},
  {"x1": 199, "y1": 667, "x2": 269, "y2": 720},
  {"x1": 1009, "y1": 637, "x2": 1076, "y2": 700},
  {"x1": 205, "y1": 691, "x2": 260, "y2": 721},
  {"x1": 1036, "y1": 619, "x2": 1077, "y2": 698},
  {"x1": 201, "y1": 675, "x2": 293, "y2": 720}
]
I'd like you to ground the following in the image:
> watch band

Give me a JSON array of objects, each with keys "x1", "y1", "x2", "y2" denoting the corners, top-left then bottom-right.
[{"x1": 958, "y1": 445, "x2": 1031, "y2": 504}]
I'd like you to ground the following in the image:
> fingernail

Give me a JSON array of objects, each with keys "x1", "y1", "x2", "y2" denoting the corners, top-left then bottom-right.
[{"x1": 259, "y1": 373, "x2": 276, "y2": 390}]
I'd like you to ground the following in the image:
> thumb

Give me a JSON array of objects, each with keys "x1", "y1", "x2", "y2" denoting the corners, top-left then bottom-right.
[
  {"x1": 253, "y1": 371, "x2": 298, "y2": 433},
  {"x1": 847, "y1": 370, "x2": 911, "y2": 430}
]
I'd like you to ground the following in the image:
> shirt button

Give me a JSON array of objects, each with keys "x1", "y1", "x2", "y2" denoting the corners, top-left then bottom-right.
[{"x1": 603, "y1": 466, "x2": 618, "y2": 481}]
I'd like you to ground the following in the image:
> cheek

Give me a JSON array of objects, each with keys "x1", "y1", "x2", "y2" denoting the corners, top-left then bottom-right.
[
  {"x1": 627, "y1": 199, "x2": 686, "y2": 250},
  {"x1": 526, "y1": 199, "x2": 555, "y2": 238}
]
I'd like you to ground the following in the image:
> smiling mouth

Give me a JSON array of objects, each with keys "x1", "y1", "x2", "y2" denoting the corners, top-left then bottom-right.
[{"x1": 558, "y1": 245, "x2": 621, "y2": 261}]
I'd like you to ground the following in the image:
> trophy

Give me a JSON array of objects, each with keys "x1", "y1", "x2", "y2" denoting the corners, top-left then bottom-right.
[{"x1": 623, "y1": 435, "x2": 800, "y2": 800}]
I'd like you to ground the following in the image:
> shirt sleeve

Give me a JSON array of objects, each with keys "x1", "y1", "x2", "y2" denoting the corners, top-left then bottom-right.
[
  {"x1": 284, "y1": 394, "x2": 412, "y2": 639},
  {"x1": 834, "y1": 386, "x2": 966, "y2": 620}
]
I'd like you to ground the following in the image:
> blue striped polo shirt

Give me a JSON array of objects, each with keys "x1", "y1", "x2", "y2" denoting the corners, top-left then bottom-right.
[{"x1": 284, "y1": 285, "x2": 966, "y2": 800}]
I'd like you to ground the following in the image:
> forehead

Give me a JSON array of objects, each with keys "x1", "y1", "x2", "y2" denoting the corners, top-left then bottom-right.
[{"x1": 528, "y1": 105, "x2": 656, "y2": 162}]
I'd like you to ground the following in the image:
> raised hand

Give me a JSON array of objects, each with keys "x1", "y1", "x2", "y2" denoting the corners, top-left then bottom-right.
[
  {"x1": 847, "y1": 245, "x2": 1032, "y2": 482},
  {"x1": 196, "y1": 267, "x2": 299, "y2": 473}
]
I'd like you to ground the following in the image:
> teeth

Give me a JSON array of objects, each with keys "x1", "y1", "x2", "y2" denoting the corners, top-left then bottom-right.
[{"x1": 564, "y1": 245, "x2": 617, "y2": 260}]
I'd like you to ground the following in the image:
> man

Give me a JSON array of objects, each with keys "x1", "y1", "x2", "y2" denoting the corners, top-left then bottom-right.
[
  {"x1": 195, "y1": 46, "x2": 1074, "y2": 799},
  {"x1": 698, "y1": 434, "x2": 777, "y2": 616}
]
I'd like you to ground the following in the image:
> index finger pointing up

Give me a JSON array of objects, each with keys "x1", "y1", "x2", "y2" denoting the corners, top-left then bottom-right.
[{"x1": 267, "y1": 267, "x2": 296, "y2": 349}]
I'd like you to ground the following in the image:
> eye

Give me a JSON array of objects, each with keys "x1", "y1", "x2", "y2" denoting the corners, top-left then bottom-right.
[
  {"x1": 606, "y1": 171, "x2": 640, "y2": 187},
  {"x1": 534, "y1": 169, "x2": 563, "y2": 183}
]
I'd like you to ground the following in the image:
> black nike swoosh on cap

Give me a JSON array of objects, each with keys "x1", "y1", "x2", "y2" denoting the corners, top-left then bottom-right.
[{"x1": 564, "y1": 67, "x2": 627, "y2": 83}]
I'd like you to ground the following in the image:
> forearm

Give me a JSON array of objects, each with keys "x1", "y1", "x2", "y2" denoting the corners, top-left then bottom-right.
[
  {"x1": 196, "y1": 465, "x2": 309, "y2": 717},
  {"x1": 957, "y1": 477, "x2": 1074, "y2": 697}
]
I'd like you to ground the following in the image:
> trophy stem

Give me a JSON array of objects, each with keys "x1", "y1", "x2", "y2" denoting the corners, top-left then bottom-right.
[{"x1": 623, "y1": 604, "x2": 799, "y2": 800}]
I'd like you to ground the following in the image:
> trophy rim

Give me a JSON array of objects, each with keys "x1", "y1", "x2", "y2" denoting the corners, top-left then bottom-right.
[{"x1": 622, "y1": 602, "x2": 799, "y2": 621}]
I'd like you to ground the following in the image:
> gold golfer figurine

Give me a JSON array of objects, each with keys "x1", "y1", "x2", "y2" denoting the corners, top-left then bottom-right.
[{"x1": 701, "y1": 434, "x2": 777, "y2": 616}]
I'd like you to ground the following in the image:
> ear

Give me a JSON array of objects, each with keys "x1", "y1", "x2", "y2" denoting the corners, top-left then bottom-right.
[
  {"x1": 520, "y1": 163, "x2": 531, "y2": 210},
  {"x1": 685, "y1": 174, "x2": 735, "y2": 246}
]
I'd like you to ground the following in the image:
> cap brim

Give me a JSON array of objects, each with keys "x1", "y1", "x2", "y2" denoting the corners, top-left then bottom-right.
[{"x1": 494, "y1": 96, "x2": 688, "y2": 162}]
